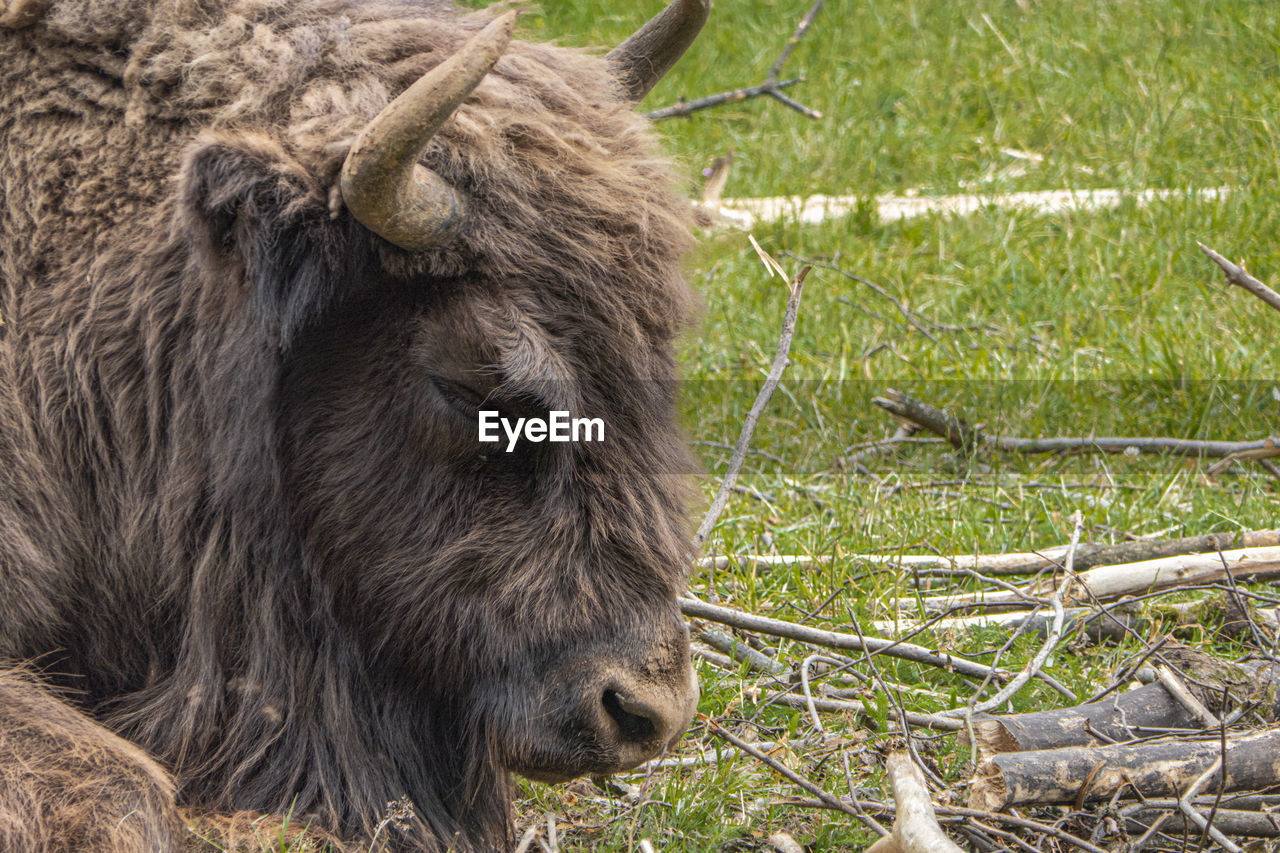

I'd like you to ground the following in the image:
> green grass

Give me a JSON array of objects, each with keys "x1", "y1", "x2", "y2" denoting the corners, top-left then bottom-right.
[
  {"x1": 528, "y1": 0, "x2": 1280, "y2": 199},
  {"x1": 503, "y1": 1, "x2": 1280, "y2": 850}
]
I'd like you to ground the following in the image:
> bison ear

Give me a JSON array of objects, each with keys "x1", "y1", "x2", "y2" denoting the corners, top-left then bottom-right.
[
  {"x1": 178, "y1": 132, "x2": 341, "y2": 349},
  {"x1": 178, "y1": 132, "x2": 322, "y2": 261}
]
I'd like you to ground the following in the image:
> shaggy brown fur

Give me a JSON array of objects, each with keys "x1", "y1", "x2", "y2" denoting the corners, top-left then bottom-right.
[
  {"x1": 0, "y1": 671, "x2": 183, "y2": 852},
  {"x1": 0, "y1": 0, "x2": 700, "y2": 850}
]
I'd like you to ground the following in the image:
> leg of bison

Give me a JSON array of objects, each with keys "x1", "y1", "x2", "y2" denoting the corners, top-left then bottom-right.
[{"x1": 0, "y1": 670, "x2": 184, "y2": 853}]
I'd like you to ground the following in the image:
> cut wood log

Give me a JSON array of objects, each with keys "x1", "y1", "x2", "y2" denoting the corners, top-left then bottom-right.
[
  {"x1": 958, "y1": 655, "x2": 1280, "y2": 762},
  {"x1": 957, "y1": 680, "x2": 1200, "y2": 764},
  {"x1": 1121, "y1": 806, "x2": 1280, "y2": 839},
  {"x1": 865, "y1": 752, "x2": 963, "y2": 853},
  {"x1": 906, "y1": 546, "x2": 1280, "y2": 614},
  {"x1": 968, "y1": 728, "x2": 1280, "y2": 812}
]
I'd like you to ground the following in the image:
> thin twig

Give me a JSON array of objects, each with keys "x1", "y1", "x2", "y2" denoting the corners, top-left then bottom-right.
[
  {"x1": 785, "y1": 798, "x2": 1109, "y2": 852},
  {"x1": 875, "y1": 389, "x2": 1280, "y2": 460},
  {"x1": 944, "y1": 512, "x2": 1082, "y2": 719},
  {"x1": 680, "y1": 596, "x2": 1010, "y2": 682},
  {"x1": 647, "y1": 78, "x2": 808, "y2": 121},
  {"x1": 706, "y1": 717, "x2": 868, "y2": 820},
  {"x1": 792, "y1": 255, "x2": 943, "y2": 345},
  {"x1": 1176, "y1": 758, "x2": 1243, "y2": 853},
  {"x1": 798, "y1": 654, "x2": 842, "y2": 731},
  {"x1": 647, "y1": 0, "x2": 823, "y2": 120},
  {"x1": 693, "y1": 248, "x2": 807, "y2": 550},
  {"x1": 1216, "y1": 542, "x2": 1280, "y2": 662}
]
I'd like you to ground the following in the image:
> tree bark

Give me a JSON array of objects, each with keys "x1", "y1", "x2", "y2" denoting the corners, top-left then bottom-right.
[
  {"x1": 968, "y1": 728, "x2": 1280, "y2": 812},
  {"x1": 1122, "y1": 807, "x2": 1280, "y2": 839},
  {"x1": 958, "y1": 680, "x2": 1199, "y2": 764},
  {"x1": 959, "y1": 657, "x2": 1280, "y2": 763}
]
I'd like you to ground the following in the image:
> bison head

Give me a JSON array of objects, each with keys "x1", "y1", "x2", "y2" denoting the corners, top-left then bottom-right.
[{"x1": 155, "y1": 0, "x2": 708, "y2": 845}]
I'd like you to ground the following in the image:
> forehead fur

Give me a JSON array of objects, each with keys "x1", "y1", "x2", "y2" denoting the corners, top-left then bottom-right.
[{"x1": 49, "y1": 0, "x2": 696, "y2": 343}]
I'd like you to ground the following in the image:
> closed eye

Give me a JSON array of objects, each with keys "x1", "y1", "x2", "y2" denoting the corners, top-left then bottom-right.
[
  {"x1": 431, "y1": 374, "x2": 549, "y2": 430},
  {"x1": 431, "y1": 376, "x2": 490, "y2": 416}
]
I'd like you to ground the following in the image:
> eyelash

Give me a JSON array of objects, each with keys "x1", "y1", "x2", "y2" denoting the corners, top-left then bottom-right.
[{"x1": 431, "y1": 377, "x2": 486, "y2": 415}]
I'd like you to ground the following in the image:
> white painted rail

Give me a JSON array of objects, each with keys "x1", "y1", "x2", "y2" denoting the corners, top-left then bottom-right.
[{"x1": 707, "y1": 186, "x2": 1229, "y2": 229}]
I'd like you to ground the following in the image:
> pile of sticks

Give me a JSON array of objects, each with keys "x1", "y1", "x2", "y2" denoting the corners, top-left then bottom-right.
[
  {"x1": 681, "y1": 525, "x2": 1280, "y2": 851},
  {"x1": 667, "y1": 245, "x2": 1280, "y2": 851}
]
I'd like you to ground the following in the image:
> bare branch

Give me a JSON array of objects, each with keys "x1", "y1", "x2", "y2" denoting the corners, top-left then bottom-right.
[
  {"x1": 865, "y1": 753, "x2": 964, "y2": 853},
  {"x1": 1177, "y1": 757, "x2": 1243, "y2": 853},
  {"x1": 874, "y1": 389, "x2": 1280, "y2": 460},
  {"x1": 1199, "y1": 242, "x2": 1280, "y2": 314},
  {"x1": 680, "y1": 595, "x2": 1012, "y2": 682},
  {"x1": 706, "y1": 717, "x2": 870, "y2": 821},
  {"x1": 905, "y1": 546, "x2": 1280, "y2": 614},
  {"x1": 694, "y1": 626, "x2": 789, "y2": 677},
  {"x1": 693, "y1": 250, "x2": 807, "y2": 550},
  {"x1": 647, "y1": 0, "x2": 823, "y2": 120},
  {"x1": 1154, "y1": 665, "x2": 1220, "y2": 729},
  {"x1": 859, "y1": 529, "x2": 1280, "y2": 578},
  {"x1": 942, "y1": 513, "x2": 1081, "y2": 719}
]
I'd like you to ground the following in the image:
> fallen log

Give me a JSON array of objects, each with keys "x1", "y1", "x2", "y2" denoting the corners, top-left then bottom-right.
[
  {"x1": 905, "y1": 546, "x2": 1280, "y2": 614},
  {"x1": 1121, "y1": 805, "x2": 1280, "y2": 839},
  {"x1": 957, "y1": 679, "x2": 1200, "y2": 764},
  {"x1": 968, "y1": 728, "x2": 1280, "y2": 812},
  {"x1": 958, "y1": 654, "x2": 1280, "y2": 762},
  {"x1": 866, "y1": 752, "x2": 963, "y2": 853}
]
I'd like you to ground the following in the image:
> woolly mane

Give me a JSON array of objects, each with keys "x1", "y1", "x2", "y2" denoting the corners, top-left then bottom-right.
[
  {"x1": 3, "y1": 0, "x2": 694, "y2": 335},
  {"x1": 0, "y1": 1, "x2": 698, "y2": 849}
]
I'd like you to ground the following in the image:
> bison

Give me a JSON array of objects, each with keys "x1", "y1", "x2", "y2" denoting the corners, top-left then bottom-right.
[{"x1": 0, "y1": 0, "x2": 707, "y2": 849}]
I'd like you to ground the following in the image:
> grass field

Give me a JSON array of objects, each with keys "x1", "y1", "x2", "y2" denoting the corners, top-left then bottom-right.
[{"x1": 502, "y1": 1, "x2": 1280, "y2": 850}]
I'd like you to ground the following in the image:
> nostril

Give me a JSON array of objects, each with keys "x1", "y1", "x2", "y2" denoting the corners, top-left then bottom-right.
[{"x1": 601, "y1": 689, "x2": 658, "y2": 744}]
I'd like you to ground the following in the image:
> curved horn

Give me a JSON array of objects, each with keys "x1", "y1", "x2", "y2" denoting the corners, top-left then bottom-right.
[
  {"x1": 340, "y1": 11, "x2": 516, "y2": 251},
  {"x1": 606, "y1": 0, "x2": 710, "y2": 104},
  {"x1": 1, "y1": 0, "x2": 51, "y2": 28}
]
